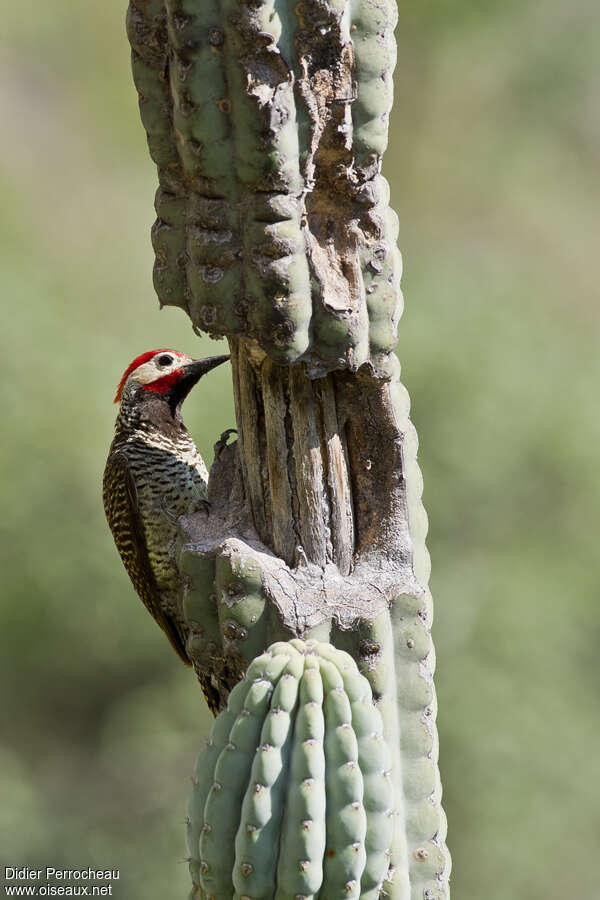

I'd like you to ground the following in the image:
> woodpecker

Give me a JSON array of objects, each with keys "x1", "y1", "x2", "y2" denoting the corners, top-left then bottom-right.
[{"x1": 103, "y1": 349, "x2": 229, "y2": 713}]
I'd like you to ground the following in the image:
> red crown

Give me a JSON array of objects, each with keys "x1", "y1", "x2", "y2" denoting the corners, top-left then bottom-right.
[{"x1": 114, "y1": 350, "x2": 184, "y2": 403}]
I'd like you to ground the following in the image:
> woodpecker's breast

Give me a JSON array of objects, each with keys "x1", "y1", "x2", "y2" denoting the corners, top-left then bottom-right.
[{"x1": 114, "y1": 427, "x2": 207, "y2": 592}]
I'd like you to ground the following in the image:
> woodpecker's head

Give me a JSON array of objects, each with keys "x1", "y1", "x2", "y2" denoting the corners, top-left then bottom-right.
[{"x1": 114, "y1": 349, "x2": 229, "y2": 419}]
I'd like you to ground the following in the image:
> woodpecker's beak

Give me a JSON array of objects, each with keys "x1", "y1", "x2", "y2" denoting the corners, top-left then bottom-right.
[
  {"x1": 184, "y1": 354, "x2": 230, "y2": 380},
  {"x1": 171, "y1": 354, "x2": 230, "y2": 407}
]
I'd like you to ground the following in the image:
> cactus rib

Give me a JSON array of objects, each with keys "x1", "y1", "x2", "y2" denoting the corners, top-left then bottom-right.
[{"x1": 188, "y1": 640, "x2": 394, "y2": 899}]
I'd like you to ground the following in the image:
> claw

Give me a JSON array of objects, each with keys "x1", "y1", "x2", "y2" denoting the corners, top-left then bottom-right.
[{"x1": 214, "y1": 428, "x2": 237, "y2": 457}]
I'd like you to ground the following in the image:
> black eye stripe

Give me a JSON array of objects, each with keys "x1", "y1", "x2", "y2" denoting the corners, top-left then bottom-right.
[{"x1": 157, "y1": 354, "x2": 174, "y2": 366}]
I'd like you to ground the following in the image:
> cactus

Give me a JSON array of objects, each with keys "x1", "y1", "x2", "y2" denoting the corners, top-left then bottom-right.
[
  {"x1": 126, "y1": 2, "x2": 451, "y2": 897},
  {"x1": 188, "y1": 639, "x2": 394, "y2": 900},
  {"x1": 126, "y1": 0, "x2": 401, "y2": 376}
]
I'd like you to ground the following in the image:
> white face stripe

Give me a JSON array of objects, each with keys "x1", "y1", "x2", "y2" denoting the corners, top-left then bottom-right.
[{"x1": 128, "y1": 351, "x2": 192, "y2": 389}]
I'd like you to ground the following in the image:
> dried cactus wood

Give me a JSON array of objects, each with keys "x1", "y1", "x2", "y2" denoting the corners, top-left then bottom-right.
[
  {"x1": 127, "y1": 0, "x2": 401, "y2": 376},
  {"x1": 188, "y1": 640, "x2": 395, "y2": 900},
  {"x1": 126, "y1": 1, "x2": 451, "y2": 898}
]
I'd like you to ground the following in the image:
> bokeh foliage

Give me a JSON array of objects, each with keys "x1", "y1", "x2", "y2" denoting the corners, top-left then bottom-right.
[{"x1": 1, "y1": 1, "x2": 599, "y2": 898}]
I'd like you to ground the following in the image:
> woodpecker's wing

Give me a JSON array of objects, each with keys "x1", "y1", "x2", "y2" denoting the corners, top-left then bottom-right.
[{"x1": 102, "y1": 450, "x2": 190, "y2": 666}]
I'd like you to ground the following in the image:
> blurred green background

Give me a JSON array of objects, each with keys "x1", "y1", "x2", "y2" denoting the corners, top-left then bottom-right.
[{"x1": 1, "y1": 1, "x2": 598, "y2": 897}]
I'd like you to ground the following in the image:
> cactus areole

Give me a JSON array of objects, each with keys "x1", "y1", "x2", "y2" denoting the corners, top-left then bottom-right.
[
  {"x1": 126, "y1": 1, "x2": 451, "y2": 898},
  {"x1": 127, "y1": 0, "x2": 402, "y2": 376},
  {"x1": 188, "y1": 640, "x2": 394, "y2": 900}
]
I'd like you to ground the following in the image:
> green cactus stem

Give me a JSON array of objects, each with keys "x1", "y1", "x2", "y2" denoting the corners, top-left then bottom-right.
[
  {"x1": 188, "y1": 639, "x2": 394, "y2": 900},
  {"x1": 126, "y1": 2, "x2": 451, "y2": 897},
  {"x1": 127, "y1": 0, "x2": 401, "y2": 375}
]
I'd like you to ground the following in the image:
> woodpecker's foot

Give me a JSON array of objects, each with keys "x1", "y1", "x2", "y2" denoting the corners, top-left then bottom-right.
[
  {"x1": 214, "y1": 428, "x2": 237, "y2": 457},
  {"x1": 194, "y1": 498, "x2": 211, "y2": 516}
]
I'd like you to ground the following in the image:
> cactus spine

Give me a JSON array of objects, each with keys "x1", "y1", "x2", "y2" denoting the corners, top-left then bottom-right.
[
  {"x1": 126, "y1": 1, "x2": 451, "y2": 897},
  {"x1": 127, "y1": 0, "x2": 401, "y2": 376},
  {"x1": 188, "y1": 640, "x2": 394, "y2": 900}
]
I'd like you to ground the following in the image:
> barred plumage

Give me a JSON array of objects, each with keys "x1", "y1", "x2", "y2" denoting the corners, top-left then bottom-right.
[{"x1": 103, "y1": 350, "x2": 229, "y2": 713}]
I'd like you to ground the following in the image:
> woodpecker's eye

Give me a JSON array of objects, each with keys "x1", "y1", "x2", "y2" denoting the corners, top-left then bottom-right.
[{"x1": 157, "y1": 354, "x2": 174, "y2": 367}]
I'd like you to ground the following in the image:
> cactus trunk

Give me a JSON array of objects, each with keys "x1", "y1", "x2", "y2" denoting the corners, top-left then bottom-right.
[{"x1": 126, "y1": 1, "x2": 451, "y2": 897}]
